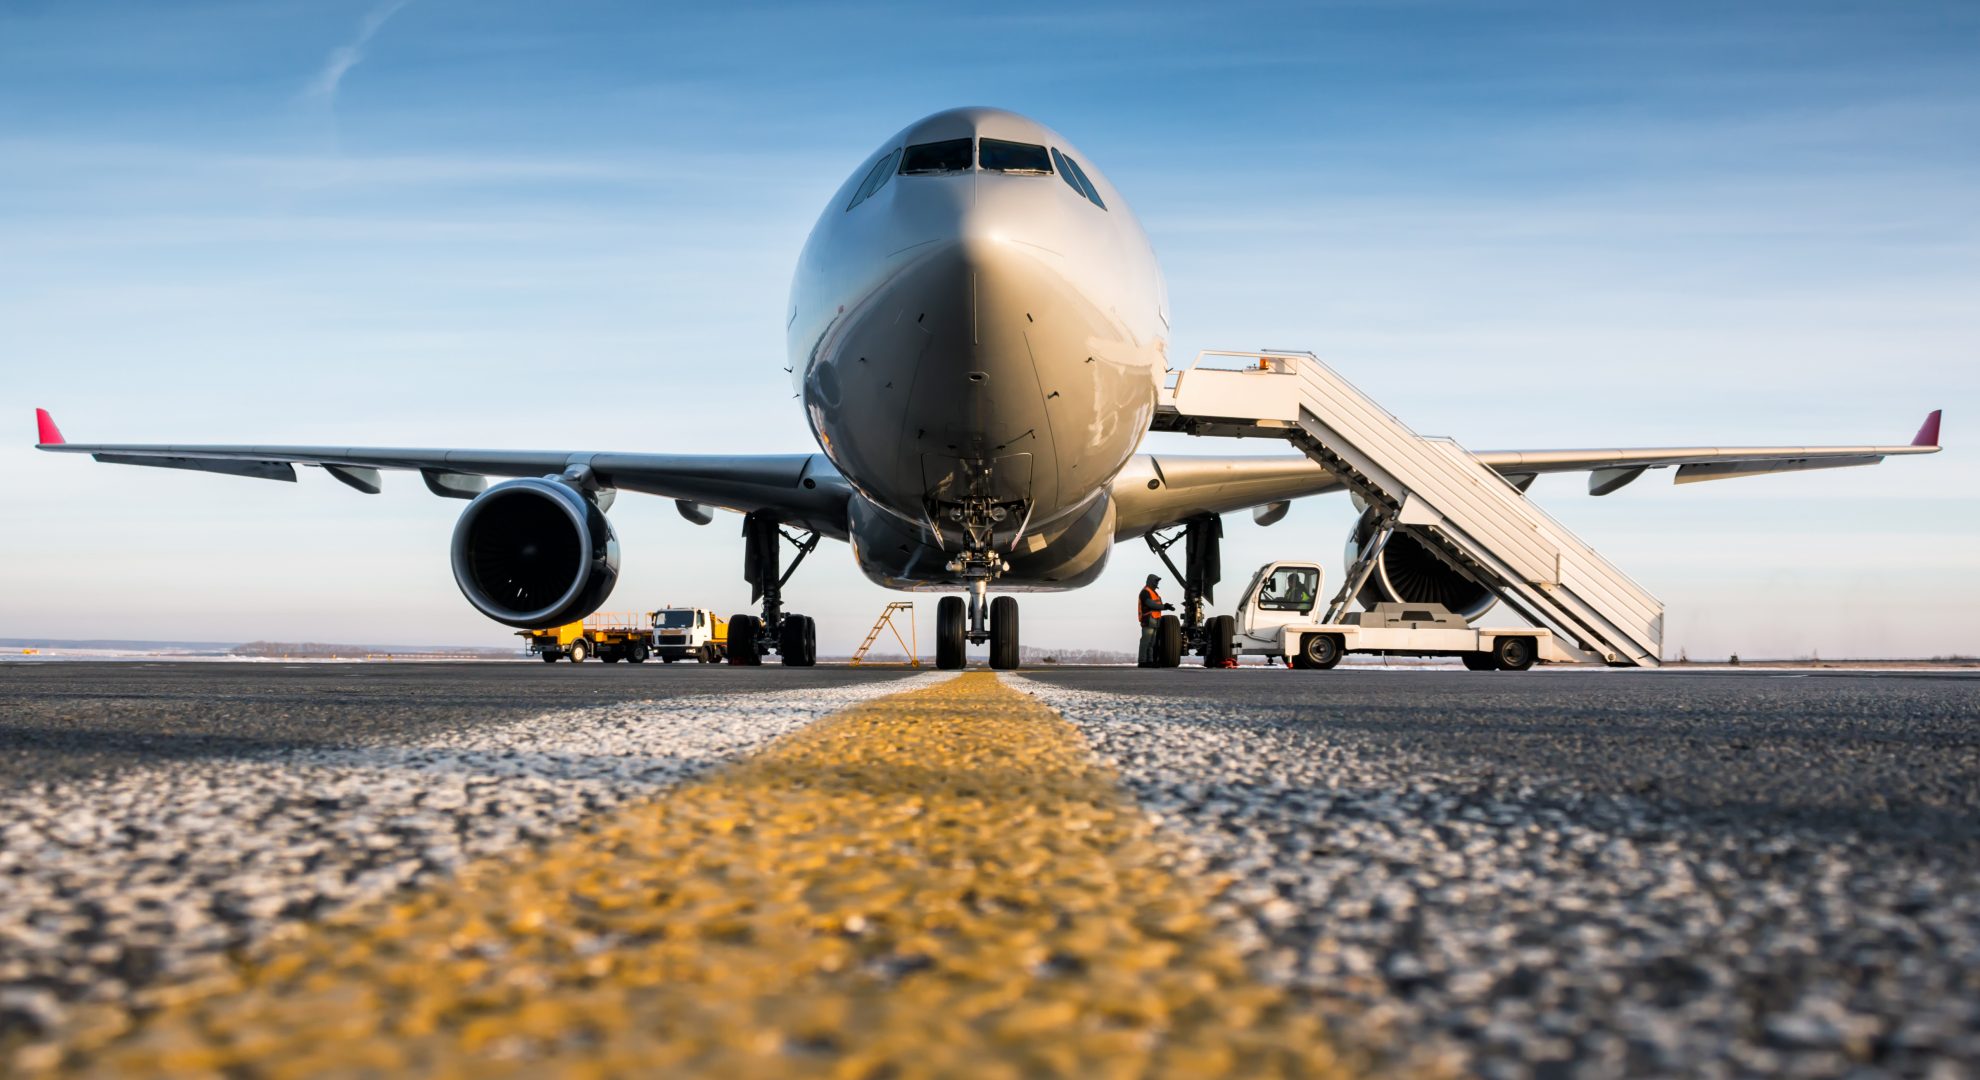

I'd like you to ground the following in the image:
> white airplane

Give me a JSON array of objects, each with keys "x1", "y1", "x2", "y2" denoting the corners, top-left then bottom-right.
[{"x1": 35, "y1": 107, "x2": 1942, "y2": 669}]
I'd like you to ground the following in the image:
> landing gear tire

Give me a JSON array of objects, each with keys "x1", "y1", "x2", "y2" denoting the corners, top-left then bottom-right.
[
  {"x1": 780, "y1": 614, "x2": 817, "y2": 667},
  {"x1": 989, "y1": 596, "x2": 1020, "y2": 670},
  {"x1": 567, "y1": 639, "x2": 589, "y2": 664},
  {"x1": 728, "y1": 615, "x2": 762, "y2": 666},
  {"x1": 1203, "y1": 615, "x2": 1236, "y2": 668},
  {"x1": 1461, "y1": 653, "x2": 1496, "y2": 672},
  {"x1": 1492, "y1": 636, "x2": 1536, "y2": 672},
  {"x1": 936, "y1": 596, "x2": 966, "y2": 670},
  {"x1": 628, "y1": 643, "x2": 648, "y2": 664},
  {"x1": 1156, "y1": 615, "x2": 1183, "y2": 668},
  {"x1": 1295, "y1": 633, "x2": 1342, "y2": 670}
]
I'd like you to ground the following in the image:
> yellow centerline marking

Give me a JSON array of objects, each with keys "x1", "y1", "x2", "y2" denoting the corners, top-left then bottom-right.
[{"x1": 47, "y1": 672, "x2": 1350, "y2": 1077}]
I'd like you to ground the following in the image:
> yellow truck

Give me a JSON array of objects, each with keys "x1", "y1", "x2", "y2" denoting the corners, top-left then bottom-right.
[
  {"x1": 518, "y1": 611, "x2": 655, "y2": 664},
  {"x1": 652, "y1": 607, "x2": 727, "y2": 663}
]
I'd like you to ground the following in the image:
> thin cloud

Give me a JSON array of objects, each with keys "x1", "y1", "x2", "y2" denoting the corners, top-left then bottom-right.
[{"x1": 304, "y1": 0, "x2": 412, "y2": 105}]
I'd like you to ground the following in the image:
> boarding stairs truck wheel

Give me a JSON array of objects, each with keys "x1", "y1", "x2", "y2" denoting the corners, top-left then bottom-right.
[
  {"x1": 567, "y1": 639, "x2": 589, "y2": 664},
  {"x1": 1461, "y1": 653, "x2": 1496, "y2": 672},
  {"x1": 1492, "y1": 635, "x2": 1537, "y2": 672},
  {"x1": 936, "y1": 596, "x2": 967, "y2": 670},
  {"x1": 1292, "y1": 633, "x2": 1342, "y2": 670}
]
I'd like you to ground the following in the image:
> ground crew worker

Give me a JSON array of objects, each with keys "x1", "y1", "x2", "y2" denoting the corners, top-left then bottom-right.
[{"x1": 1137, "y1": 573, "x2": 1174, "y2": 666}]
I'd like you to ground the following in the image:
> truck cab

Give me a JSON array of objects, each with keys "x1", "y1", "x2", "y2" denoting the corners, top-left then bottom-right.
[{"x1": 653, "y1": 607, "x2": 727, "y2": 663}]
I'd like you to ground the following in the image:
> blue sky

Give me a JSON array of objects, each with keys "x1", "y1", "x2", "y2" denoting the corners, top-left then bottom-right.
[{"x1": 3, "y1": 0, "x2": 1975, "y2": 657}]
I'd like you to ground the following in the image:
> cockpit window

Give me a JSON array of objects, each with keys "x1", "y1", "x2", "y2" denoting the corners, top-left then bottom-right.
[
  {"x1": 845, "y1": 147, "x2": 902, "y2": 211},
  {"x1": 900, "y1": 138, "x2": 974, "y2": 175},
  {"x1": 1050, "y1": 149, "x2": 1082, "y2": 196},
  {"x1": 1051, "y1": 148, "x2": 1107, "y2": 210},
  {"x1": 979, "y1": 138, "x2": 1050, "y2": 174}
]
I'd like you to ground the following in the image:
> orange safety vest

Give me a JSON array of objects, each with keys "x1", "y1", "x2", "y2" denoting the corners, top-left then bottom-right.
[{"x1": 1138, "y1": 586, "x2": 1163, "y2": 623}]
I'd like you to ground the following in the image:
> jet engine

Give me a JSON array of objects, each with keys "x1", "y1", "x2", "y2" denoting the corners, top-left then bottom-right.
[
  {"x1": 1344, "y1": 506, "x2": 1496, "y2": 622},
  {"x1": 450, "y1": 478, "x2": 619, "y2": 628}
]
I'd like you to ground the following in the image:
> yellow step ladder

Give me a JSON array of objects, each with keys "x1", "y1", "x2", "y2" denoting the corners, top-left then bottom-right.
[{"x1": 850, "y1": 602, "x2": 919, "y2": 667}]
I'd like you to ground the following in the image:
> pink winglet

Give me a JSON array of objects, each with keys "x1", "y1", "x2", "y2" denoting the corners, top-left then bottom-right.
[
  {"x1": 34, "y1": 408, "x2": 64, "y2": 446},
  {"x1": 1912, "y1": 409, "x2": 1942, "y2": 448}
]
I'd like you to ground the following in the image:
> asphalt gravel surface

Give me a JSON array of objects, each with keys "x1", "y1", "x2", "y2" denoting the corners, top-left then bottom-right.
[
  {"x1": 1018, "y1": 667, "x2": 1980, "y2": 1078},
  {"x1": 1, "y1": 662, "x2": 1975, "y2": 1077},
  {"x1": 0, "y1": 662, "x2": 924, "y2": 1063}
]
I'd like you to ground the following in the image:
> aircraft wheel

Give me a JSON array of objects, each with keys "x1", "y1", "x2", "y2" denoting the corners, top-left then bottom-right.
[
  {"x1": 567, "y1": 639, "x2": 589, "y2": 664},
  {"x1": 1461, "y1": 653, "x2": 1496, "y2": 671},
  {"x1": 780, "y1": 615, "x2": 817, "y2": 667},
  {"x1": 1492, "y1": 635, "x2": 1536, "y2": 672},
  {"x1": 989, "y1": 596, "x2": 1020, "y2": 670},
  {"x1": 728, "y1": 615, "x2": 762, "y2": 666},
  {"x1": 1203, "y1": 615, "x2": 1236, "y2": 667},
  {"x1": 1299, "y1": 633, "x2": 1342, "y2": 670},
  {"x1": 936, "y1": 596, "x2": 966, "y2": 670},
  {"x1": 1156, "y1": 615, "x2": 1183, "y2": 668}
]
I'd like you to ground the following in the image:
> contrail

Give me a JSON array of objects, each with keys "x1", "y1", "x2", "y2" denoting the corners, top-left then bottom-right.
[{"x1": 304, "y1": 0, "x2": 412, "y2": 105}]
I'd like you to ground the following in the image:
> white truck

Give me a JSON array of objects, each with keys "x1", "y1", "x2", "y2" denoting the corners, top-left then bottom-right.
[
  {"x1": 1230, "y1": 561, "x2": 1577, "y2": 671},
  {"x1": 651, "y1": 607, "x2": 727, "y2": 664}
]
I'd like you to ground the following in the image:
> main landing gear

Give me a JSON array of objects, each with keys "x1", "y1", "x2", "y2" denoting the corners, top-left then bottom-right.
[
  {"x1": 935, "y1": 579, "x2": 1022, "y2": 671},
  {"x1": 1143, "y1": 514, "x2": 1236, "y2": 668},
  {"x1": 727, "y1": 512, "x2": 820, "y2": 667}
]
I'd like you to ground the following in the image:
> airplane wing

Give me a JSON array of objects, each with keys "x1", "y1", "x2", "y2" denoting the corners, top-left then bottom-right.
[
  {"x1": 1112, "y1": 409, "x2": 1942, "y2": 537},
  {"x1": 31, "y1": 410, "x2": 854, "y2": 538},
  {"x1": 1473, "y1": 407, "x2": 1943, "y2": 495}
]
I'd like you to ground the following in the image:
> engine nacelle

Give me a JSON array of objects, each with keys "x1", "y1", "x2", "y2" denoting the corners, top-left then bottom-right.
[
  {"x1": 450, "y1": 478, "x2": 619, "y2": 628},
  {"x1": 1345, "y1": 507, "x2": 1496, "y2": 622}
]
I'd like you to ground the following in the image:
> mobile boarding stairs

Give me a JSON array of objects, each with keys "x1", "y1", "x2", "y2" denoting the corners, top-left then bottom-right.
[{"x1": 1155, "y1": 351, "x2": 1663, "y2": 667}]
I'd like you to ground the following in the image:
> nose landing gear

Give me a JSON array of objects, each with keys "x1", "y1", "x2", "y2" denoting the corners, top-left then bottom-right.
[{"x1": 935, "y1": 577, "x2": 1022, "y2": 671}]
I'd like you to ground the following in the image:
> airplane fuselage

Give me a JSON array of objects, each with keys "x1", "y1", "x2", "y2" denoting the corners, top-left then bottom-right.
[{"x1": 788, "y1": 108, "x2": 1169, "y2": 590}]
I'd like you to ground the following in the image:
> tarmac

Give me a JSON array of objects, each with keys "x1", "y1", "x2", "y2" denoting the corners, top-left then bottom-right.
[{"x1": 1, "y1": 662, "x2": 1975, "y2": 1077}]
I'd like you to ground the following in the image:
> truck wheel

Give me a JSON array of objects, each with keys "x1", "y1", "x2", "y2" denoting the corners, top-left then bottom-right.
[
  {"x1": 1492, "y1": 636, "x2": 1536, "y2": 672},
  {"x1": 628, "y1": 643, "x2": 648, "y2": 664},
  {"x1": 1156, "y1": 615, "x2": 1183, "y2": 668},
  {"x1": 936, "y1": 596, "x2": 966, "y2": 670},
  {"x1": 780, "y1": 615, "x2": 817, "y2": 667},
  {"x1": 1461, "y1": 653, "x2": 1496, "y2": 671},
  {"x1": 540, "y1": 652, "x2": 560, "y2": 663},
  {"x1": 989, "y1": 596, "x2": 1020, "y2": 670},
  {"x1": 1203, "y1": 615, "x2": 1236, "y2": 667},
  {"x1": 1298, "y1": 633, "x2": 1342, "y2": 670},
  {"x1": 568, "y1": 639, "x2": 588, "y2": 664},
  {"x1": 728, "y1": 615, "x2": 762, "y2": 666}
]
